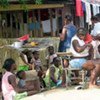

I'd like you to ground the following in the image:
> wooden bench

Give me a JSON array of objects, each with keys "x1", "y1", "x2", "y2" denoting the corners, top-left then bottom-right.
[{"x1": 56, "y1": 52, "x2": 86, "y2": 89}]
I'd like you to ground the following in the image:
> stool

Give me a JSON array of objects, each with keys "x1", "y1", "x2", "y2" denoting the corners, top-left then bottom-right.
[{"x1": 66, "y1": 65, "x2": 86, "y2": 89}]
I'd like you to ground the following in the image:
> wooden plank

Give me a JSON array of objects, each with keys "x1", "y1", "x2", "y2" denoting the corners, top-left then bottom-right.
[{"x1": 0, "y1": 4, "x2": 64, "y2": 12}]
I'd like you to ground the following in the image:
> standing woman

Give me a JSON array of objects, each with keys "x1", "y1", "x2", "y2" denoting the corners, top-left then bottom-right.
[{"x1": 58, "y1": 15, "x2": 77, "y2": 52}]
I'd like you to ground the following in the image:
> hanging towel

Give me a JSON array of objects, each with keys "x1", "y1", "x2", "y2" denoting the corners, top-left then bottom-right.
[
  {"x1": 85, "y1": 2, "x2": 92, "y2": 25},
  {"x1": 76, "y1": 0, "x2": 84, "y2": 17}
]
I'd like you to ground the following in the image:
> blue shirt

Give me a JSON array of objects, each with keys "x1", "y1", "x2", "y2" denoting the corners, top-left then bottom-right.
[{"x1": 59, "y1": 23, "x2": 77, "y2": 52}]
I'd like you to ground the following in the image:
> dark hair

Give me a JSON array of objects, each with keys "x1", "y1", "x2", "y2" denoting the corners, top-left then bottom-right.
[
  {"x1": 77, "y1": 28, "x2": 87, "y2": 35},
  {"x1": 48, "y1": 46, "x2": 54, "y2": 50},
  {"x1": 32, "y1": 50, "x2": 39, "y2": 55},
  {"x1": 3, "y1": 58, "x2": 15, "y2": 71},
  {"x1": 53, "y1": 57, "x2": 60, "y2": 63},
  {"x1": 65, "y1": 15, "x2": 72, "y2": 22},
  {"x1": 95, "y1": 13, "x2": 100, "y2": 21},
  {"x1": 98, "y1": 45, "x2": 100, "y2": 48},
  {"x1": 16, "y1": 70, "x2": 25, "y2": 79},
  {"x1": 91, "y1": 16, "x2": 98, "y2": 21}
]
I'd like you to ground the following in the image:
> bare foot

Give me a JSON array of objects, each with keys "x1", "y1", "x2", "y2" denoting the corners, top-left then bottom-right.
[{"x1": 89, "y1": 84, "x2": 100, "y2": 89}]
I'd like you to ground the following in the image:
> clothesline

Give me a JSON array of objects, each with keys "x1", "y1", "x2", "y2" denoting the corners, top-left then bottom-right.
[
  {"x1": 82, "y1": 0, "x2": 100, "y2": 5},
  {"x1": 76, "y1": 0, "x2": 100, "y2": 25}
]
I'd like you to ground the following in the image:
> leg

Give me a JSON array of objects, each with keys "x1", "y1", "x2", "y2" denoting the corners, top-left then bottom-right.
[
  {"x1": 89, "y1": 64, "x2": 100, "y2": 88},
  {"x1": 82, "y1": 60, "x2": 95, "y2": 70}
]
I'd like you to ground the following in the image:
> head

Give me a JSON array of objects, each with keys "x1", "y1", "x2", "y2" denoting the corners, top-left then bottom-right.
[
  {"x1": 52, "y1": 57, "x2": 61, "y2": 67},
  {"x1": 48, "y1": 46, "x2": 54, "y2": 55},
  {"x1": 91, "y1": 16, "x2": 98, "y2": 24},
  {"x1": 64, "y1": 15, "x2": 72, "y2": 25},
  {"x1": 32, "y1": 51, "x2": 39, "y2": 60},
  {"x1": 98, "y1": 45, "x2": 100, "y2": 54},
  {"x1": 16, "y1": 70, "x2": 26, "y2": 80},
  {"x1": 95, "y1": 13, "x2": 100, "y2": 22},
  {"x1": 3, "y1": 58, "x2": 16, "y2": 72},
  {"x1": 77, "y1": 28, "x2": 87, "y2": 40}
]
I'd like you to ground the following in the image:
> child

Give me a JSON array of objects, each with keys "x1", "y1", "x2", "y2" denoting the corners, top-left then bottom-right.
[
  {"x1": 44, "y1": 57, "x2": 63, "y2": 88},
  {"x1": 16, "y1": 70, "x2": 27, "y2": 88},
  {"x1": 31, "y1": 51, "x2": 46, "y2": 88},
  {"x1": 2, "y1": 58, "x2": 37, "y2": 100},
  {"x1": 46, "y1": 46, "x2": 57, "y2": 68}
]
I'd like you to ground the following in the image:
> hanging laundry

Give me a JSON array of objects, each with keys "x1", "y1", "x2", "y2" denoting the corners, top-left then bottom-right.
[
  {"x1": 35, "y1": 22, "x2": 40, "y2": 30},
  {"x1": 28, "y1": 23, "x2": 35, "y2": 31},
  {"x1": 92, "y1": 4, "x2": 100, "y2": 16},
  {"x1": 76, "y1": 0, "x2": 84, "y2": 16},
  {"x1": 85, "y1": 2, "x2": 92, "y2": 25}
]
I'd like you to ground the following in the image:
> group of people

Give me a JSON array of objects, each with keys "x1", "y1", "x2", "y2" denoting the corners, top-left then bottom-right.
[
  {"x1": 59, "y1": 13, "x2": 100, "y2": 88},
  {"x1": 1, "y1": 13, "x2": 100, "y2": 100},
  {"x1": 1, "y1": 45, "x2": 64, "y2": 100}
]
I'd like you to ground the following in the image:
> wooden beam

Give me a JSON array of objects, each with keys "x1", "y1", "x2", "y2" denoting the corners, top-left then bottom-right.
[{"x1": 0, "y1": 4, "x2": 64, "y2": 12}]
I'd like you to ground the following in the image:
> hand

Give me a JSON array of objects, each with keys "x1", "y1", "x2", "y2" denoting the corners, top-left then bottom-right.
[{"x1": 85, "y1": 43, "x2": 92, "y2": 48}]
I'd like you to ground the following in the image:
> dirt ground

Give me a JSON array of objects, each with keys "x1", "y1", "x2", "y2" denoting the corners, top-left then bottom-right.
[{"x1": 21, "y1": 88, "x2": 100, "y2": 100}]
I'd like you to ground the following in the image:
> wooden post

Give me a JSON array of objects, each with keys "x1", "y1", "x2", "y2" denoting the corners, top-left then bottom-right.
[
  {"x1": 38, "y1": 9, "x2": 43, "y2": 37},
  {"x1": 0, "y1": 13, "x2": 2, "y2": 38},
  {"x1": 55, "y1": 8, "x2": 59, "y2": 36},
  {"x1": 10, "y1": 13, "x2": 13, "y2": 38},
  {"x1": 49, "y1": 9, "x2": 53, "y2": 36}
]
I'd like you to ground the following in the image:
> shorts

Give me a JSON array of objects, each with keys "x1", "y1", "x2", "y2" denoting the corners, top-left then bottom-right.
[{"x1": 69, "y1": 58, "x2": 87, "y2": 70}]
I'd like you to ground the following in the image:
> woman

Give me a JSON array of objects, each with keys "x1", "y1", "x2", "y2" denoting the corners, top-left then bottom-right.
[{"x1": 58, "y1": 15, "x2": 77, "y2": 52}]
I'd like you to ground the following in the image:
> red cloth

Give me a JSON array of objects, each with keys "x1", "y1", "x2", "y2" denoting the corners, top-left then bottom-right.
[
  {"x1": 84, "y1": 33, "x2": 93, "y2": 44},
  {"x1": 76, "y1": 0, "x2": 84, "y2": 17},
  {"x1": 18, "y1": 34, "x2": 29, "y2": 41}
]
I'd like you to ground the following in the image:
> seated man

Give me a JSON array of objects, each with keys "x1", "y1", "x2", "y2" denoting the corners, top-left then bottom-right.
[{"x1": 69, "y1": 28, "x2": 99, "y2": 88}]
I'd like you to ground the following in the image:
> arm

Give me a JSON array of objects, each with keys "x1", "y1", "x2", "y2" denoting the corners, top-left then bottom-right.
[
  {"x1": 50, "y1": 67, "x2": 57, "y2": 84},
  {"x1": 20, "y1": 53, "x2": 28, "y2": 65},
  {"x1": 72, "y1": 40, "x2": 92, "y2": 53},
  {"x1": 60, "y1": 27, "x2": 67, "y2": 41},
  {"x1": 8, "y1": 75, "x2": 33, "y2": 93}
]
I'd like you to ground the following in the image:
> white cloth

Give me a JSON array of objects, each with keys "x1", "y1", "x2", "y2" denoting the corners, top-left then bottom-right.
[
  {"x1": 91, "y1": 40, "x2": 100, "y2": 59},
  {"x1": 70, "y1": 35, "x2": 89, "y2": 57},
  {"x1": 85, "y1": 2, "x2": 92, "y2": 25},
  {"x1": 42, "y1": 19, "x2": 51, "y2": 33},
  {"x1": 42, "y1": 18, "x2": 57, "y2": 33},
  {"x1": 91, "y1": 22, "x2": 100, "y2": 36},
  {"x1": 92, "y1": 4, "x2": 100, "y2": 16}
]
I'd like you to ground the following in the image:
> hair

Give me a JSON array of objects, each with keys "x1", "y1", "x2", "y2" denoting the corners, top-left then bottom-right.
[
  {"x1": 95, "y1": 13, "x2": 100, "y2": 21},
  {"x1": 16, "y1": 70, "x2": 25, "y2": 79},
  {"x1": 32, "y1": 50, "x2": 39, "y2": 55},
  {"x1": 65, "y1": 15, "x2": 72, "y2": 22},
  {"x1": 98, "y1": 45, "x2": 100, "y2": 48},
  {"x1": 53, "y1": 57, "x2": 60, "y2": 63},
  {"x1": 91, "y1": 16, "x2": 98, "y2": 21},
  {"x1": 77, "y1": 28, "x2": 87, "y2": 35},
  {"x1": 3, "y1": 58, "x2": 15, "y2": 71},
  {"x1": 48, "y1": 46, "x2": 54, "y2": 50}
]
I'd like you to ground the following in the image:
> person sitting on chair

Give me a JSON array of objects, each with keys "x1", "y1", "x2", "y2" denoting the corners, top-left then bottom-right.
[{"x1": 69, "y1": 28, "x2": 100, "y2": 88}]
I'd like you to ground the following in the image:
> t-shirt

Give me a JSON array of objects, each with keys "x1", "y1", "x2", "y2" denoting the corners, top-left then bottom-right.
[
  {"x1": 91, "y1": 22, "x2": 100, "y2": 36},
  {"x1": 18, "y1": 79, "x2": 26, "y2": 88},
  {"x1": 46, "y1": 53, "x2": 57, "y2": 63},
  {"x1": 31, "y1": 58, "x2": 42, "y2": 72}
]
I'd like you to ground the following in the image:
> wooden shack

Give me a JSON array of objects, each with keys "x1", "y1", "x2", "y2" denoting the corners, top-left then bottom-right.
[{"x1": 0, "y1": 4, "x2": 64, "y2": 38}]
